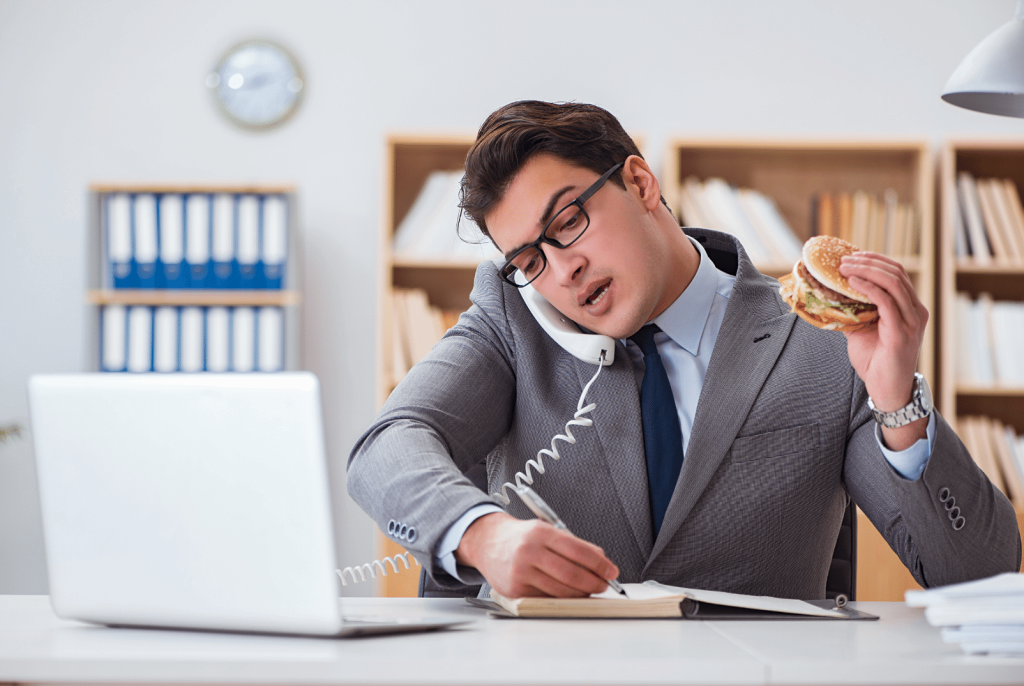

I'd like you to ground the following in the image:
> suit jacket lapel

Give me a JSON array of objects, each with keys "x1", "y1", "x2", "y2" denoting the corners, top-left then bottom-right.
[
  {"x1": 571, "y1": 344, "x2": 654, "y2": 559},
  {"x1": 646, "y1": 243, "x2": 797, "y2": 566}
]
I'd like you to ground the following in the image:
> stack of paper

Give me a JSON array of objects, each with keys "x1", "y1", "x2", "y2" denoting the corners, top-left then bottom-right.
[{"x1": 905, "y1": 572, "x2": 1024, "y2": 656}]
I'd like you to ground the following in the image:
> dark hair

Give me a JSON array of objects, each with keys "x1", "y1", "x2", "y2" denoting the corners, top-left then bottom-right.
[{"x1": 459, "y1": 100, "x2": 643, "y2": 240}]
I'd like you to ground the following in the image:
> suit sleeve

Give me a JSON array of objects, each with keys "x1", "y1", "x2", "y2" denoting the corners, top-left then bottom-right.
[
  {"x1": 842, "y1": 376, "x2": 1021, "y2": 589},
  {"x1": 347, "y1": 265, "x2": 518, "y2": 587}
]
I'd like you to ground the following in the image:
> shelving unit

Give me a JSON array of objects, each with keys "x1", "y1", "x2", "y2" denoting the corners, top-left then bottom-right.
[
  {"x1": 86, "y1": 183, "x2": 302, "y2": 372},
  {"x1": 936, "y1": 141, "x2": 1024, "y2": 583},
  {"x1": 663, "y1": 139, "x2": 940, "y2": 602}
]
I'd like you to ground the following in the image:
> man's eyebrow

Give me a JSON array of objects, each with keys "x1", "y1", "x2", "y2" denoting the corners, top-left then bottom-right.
[{"x1": 503, "y1": 184, "x2": 576, "y2": 258}]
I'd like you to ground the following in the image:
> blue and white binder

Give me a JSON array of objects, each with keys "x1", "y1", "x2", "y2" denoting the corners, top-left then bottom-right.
[
  {"x1": 179, "y1": 306, "x2": 205, "y2": 372},
  {"x1": 237, "y1": 195, "x2": 264, "y2": 289},
  {"x1": 262, "y1": 195, "x2": 288, "y2": 289},
  {"x1": 153, "y1": 306, "x2": 179, "y2": 372},
  {"x1": 157, "y1": 194, "x2": 187, "y2": 289},
  {"x1": 133, "y1": 194, "x2": 159, "y2": 289},
  {"x1": 126, "y1": 306, "x2": 154, "y2": 373},
  {"x1": 231, "y1": 307, "x2": 256, "y2": 372},
  {"x1": 211, "y1": 194, "x2": 237, "y2": 289},
  {"x1": 107, "y1": 194, "x2": 133, "y2": 288},
  {"x1": 257, "y1": 307, "x2": 284, "y2": 371},
  {"x1": 185, "y1": 194, "x2": 211, "y2": 289},
  {"x1": 206, "y1": 306, "x2": 231, "y2": 372},
  {"x1": 100, "y1": 305, "x2": 128, "y2": 371}
]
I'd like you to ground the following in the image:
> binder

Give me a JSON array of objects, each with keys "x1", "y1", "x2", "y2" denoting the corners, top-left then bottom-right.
[
  {"x1": 152, "y1": 306, "x2": 179, "y2": 372},
  {"x1": 237, "y1": 195, "x2": 264, "y2": 289},
  {"x1": 211, "y1": 194, "x2": 237, "y2": 289},
  {"x1": 206, "y1": 306, "x2": 230, "y2": 372},
  {"x1": 158, "y1": 194, "x2": 187, "y2": 289},
  {"x1": 262, "y1": 195, "x2": 288, "y2": 289},
  {"x1": 257, "y1": 307, "x2": 284, "y2": 371},
  {"x1": 126, "y1": 306, "x2": 154, "y2": 373},
  {"x1": 107, "y1": 194, "x2": 133, "y2": 288},
  {"x1": 179, "y1": 306, "x2": 205, "y2": 372},
  {"x1": 231, "y1": 307, "x2": 256, "y2": 372},
  {"x1": 100, "y1": 305, "x2": 128, "y2": 372},
  {"x1": 133, "y1": 194, "x2": 158, "y2": 289},
  {"x1": 186, "y1": 194, "x2": 211, "y2": 288}
]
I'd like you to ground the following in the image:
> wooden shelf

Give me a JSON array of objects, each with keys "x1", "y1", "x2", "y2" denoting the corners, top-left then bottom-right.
[
  {"x1": 87, "y1": 289, "x2": 302, "y2": 307},
  {"x1": 662, "y1": 137, "x2": 936, "y2": 385}
]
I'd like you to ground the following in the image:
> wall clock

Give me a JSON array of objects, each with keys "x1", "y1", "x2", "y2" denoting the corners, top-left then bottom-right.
[{"x1": 206, "y1": 39, "x2": 304, "y2": 130}]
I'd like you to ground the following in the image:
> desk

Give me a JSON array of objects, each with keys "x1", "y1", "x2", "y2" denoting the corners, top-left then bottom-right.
[{"x1": 0, "y1": 596, "x2": 1021, "y2": 685}]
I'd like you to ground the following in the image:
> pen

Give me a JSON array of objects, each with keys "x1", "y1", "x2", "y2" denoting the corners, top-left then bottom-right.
[{"x1": 516, "y1": 485, "x2": 628, "y2": 597}]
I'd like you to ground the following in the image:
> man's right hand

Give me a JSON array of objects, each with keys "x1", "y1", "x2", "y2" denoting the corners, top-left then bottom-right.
[{"x1": 454, "y1": 511, "x2": 619, "y2": 598}]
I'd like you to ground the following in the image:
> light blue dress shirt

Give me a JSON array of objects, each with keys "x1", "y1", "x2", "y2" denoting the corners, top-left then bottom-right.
[{"x1": 436, "y1": 238, "x2": 935, "y2": 584}]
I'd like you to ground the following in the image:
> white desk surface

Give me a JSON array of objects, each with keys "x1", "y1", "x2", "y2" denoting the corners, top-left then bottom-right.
[{"x1": 0, "y1": 595, "x2": 1022, "y2": 685}]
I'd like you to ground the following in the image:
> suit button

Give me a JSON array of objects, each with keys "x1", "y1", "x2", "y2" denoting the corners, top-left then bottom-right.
[
  {"x1": 407, "y1": 527, "x2": 417, "y2": 543},
  {"x1": 388, "y1": 519, "x2": 397, "y2": 534},
  {"x1": 944, "y1": 496, "x2": 956, "y2": 511},
  {"x1": 952, "y1": 516, "x2": 966, "y2": 530},
  {"x1": 938, "y1": 487, "x2": 951, "y2": 502},
  {"x1": 948, "y1": 506, "x2": 961, "y2": 520}
]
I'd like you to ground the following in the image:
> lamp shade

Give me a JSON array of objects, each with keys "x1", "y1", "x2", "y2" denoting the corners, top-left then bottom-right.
[{"x1": 942, "y1": 0, "x2": 1024, "y2": 118}]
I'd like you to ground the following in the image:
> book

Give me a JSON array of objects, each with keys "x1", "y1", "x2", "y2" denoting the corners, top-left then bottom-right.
[
  {"x1": 988, "y1": 178, "x2": 1024, "y2": 265},
  {"x1": 489, "y1": 581, "x2": 874, "y2": 620},
  {"x1": 975, "y1": 179, "x2": 1014, "y2": 265},
  {"x1": 958, "y1": 171, "x2": 993, "y2": 265},
  {"x1": 989, "y1": 417, "x2": 1024, "y2": 508}
]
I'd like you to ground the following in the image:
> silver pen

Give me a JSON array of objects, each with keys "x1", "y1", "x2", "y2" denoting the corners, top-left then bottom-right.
[{"x1": 516, "y1": 485, "x2": 628, "y2": 597}]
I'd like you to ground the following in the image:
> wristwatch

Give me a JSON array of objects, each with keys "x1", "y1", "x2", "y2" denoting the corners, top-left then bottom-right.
[{"x1": 867, "y1": 373, "x2": 933, "y2": 429}]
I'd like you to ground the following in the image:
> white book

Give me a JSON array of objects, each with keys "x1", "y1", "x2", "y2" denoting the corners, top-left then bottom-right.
[
  {"x1": 133, "y1": 194, "x2": 159, "y2": 266},
  {"x1": 737, "y1": 189, "x2": 802, "y2": 262},
  {"x1": 159, "y1": 194, "x2": 184, "y2": 265},
  {"x1": 231, "y1": 307, "x2": 256, "y2": 372},
  {"x1": 954, "y1": 293, "x2": 974, "y2": 385},
  {"x1": 152, "y1": 307, "x2": 178, "y2": 373},
  {"x1": 126, "y1": 306, "x2": 153, "y2": 373},
  {"x1": 958, "y1": 172, "x2": 993, "y2": 265},
  {"x1": 989, "y1": 301, "x2": 1019, "y2": 385},
  {"x1": 179, "y1": 307, "x2": 204, "y2": 372},
  {"x1": 969, "y1": 294, "x2": 996, "y2": 385},
  {"x1": 107, "y1": 194, "x2": 132, "y2": 280},
  {"x1": 185, "y1": 194, "x2": 211, "y2": 265},
  {"x1": 701, "y1": 178, "x2": 771, "y2": 263},
  {"x1": 882, "y1": 189, "x2": 899, "y2": 257},
  {"x1": 952, "y1": 189, "x2": 970, "y2": 259},
  {"x1": 393, "y1": 171, "x2": 452, "y2": 257},
  {"x1": 677, "y1": 182, "x2": 706, "y2": 227},
  {"x1": 236, "y1": 195, "x2": 260, "y2": 268},
  {"x1": 211, "y1": 194, "x2": 235, "y2": 264},
  {"x1": 261, "y1": 195, "x2": 288, "y2": 269},
  {"x1": 417, "y1": 172, "x2": 468, "y2": 258},
  {"x1": 257, "y1": 307, "x2": 284, "y2": 372},
  {"x1": 101, "y1": 305, "x2": 127, "y2": 371},
  {"x1": 206, "y1": 307, "x2": 230, "y2": 372}
]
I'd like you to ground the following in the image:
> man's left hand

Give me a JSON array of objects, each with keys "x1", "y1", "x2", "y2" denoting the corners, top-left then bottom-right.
[{"x1": 839, "y1": 251, "x2": 929, "y2": 450}]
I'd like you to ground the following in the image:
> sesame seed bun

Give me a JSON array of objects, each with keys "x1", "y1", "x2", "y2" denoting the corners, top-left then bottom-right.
[
  {"x1": 801, "y1": 235, "x2": 871, "y2": 304},
  {"x1": 778, "y1": 237, "x2": 878, "y2": 332}
]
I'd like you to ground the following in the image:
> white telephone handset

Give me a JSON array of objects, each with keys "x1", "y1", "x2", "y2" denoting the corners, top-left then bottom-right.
[{"x1": 519, "y1": 283, "x2": 615, "y2": 366}]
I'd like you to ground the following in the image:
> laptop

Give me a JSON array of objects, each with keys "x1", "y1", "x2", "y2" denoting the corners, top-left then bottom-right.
[{"x1": 28, "y1": 372, "x2": 465, "y2": 637}]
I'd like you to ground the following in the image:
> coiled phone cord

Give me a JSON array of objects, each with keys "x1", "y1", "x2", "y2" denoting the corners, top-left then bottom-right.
[
  {"x1": 337, "y1": 350, "x2": 607, "y2": 585},
  {"x1": 491, "y1": 350, "x2": 606, "y2": 506}
]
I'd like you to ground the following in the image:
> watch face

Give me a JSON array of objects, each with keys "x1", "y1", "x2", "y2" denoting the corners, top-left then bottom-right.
[{"x1": 207, "y1": 40, "x2": 304, "y2": 130}]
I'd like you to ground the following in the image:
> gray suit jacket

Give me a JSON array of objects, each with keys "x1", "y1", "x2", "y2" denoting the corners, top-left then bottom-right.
[{"x1": 348, "y1": 228, "x2": 1021, "y2": 599}]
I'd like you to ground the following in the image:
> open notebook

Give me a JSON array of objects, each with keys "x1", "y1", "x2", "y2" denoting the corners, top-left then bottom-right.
[{"x1": 487, "y1": 580, "x2": 877, "y2": 620}]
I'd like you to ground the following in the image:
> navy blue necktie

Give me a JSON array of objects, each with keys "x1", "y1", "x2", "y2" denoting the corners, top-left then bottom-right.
[{"x1": 630, "y1": 324, "x2": 684, "y2": 536}]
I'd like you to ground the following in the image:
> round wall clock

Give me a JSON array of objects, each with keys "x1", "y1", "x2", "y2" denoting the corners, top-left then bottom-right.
[{"x1": 206, "y1": 39, "x2": 304, "y2": 130}]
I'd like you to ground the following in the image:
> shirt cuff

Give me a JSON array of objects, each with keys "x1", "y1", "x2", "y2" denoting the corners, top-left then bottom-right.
[
  {"x1": 435, "y1": 503, "x2": 504, "y2": 585},
  {"x1": 874, "y1": 412, "x2": 937, "y2": 481}
]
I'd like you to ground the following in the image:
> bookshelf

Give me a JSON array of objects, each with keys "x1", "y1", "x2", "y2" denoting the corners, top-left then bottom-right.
[
  {"x1": 937, "y1": 141, "x2": 1024, "y2": 585},
  {"x1": 86, "y1": 183, "x2": 302, "y2": 373},
  {"x1": 663, "y1": 139, "x2": 939, "y2": 602},
  {"x1": 377, "y1": 135, "x2": 478, "y2": 596}
]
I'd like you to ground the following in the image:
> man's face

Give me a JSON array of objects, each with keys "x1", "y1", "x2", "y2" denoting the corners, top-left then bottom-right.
[{"x1": 486, "y1": 154, "x2": 676, "y2": 340}]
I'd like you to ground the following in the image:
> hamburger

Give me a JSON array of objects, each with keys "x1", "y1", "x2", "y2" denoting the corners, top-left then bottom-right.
[{"x1": 778, "y1": 236, "x2": 878, "y2": 332}]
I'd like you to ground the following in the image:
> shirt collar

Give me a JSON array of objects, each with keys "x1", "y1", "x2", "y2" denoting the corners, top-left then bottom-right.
[{"x1": 649, "y1": 237, "x2": 720, "y2": 356}]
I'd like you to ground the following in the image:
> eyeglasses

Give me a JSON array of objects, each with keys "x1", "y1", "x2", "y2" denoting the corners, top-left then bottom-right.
[{"x1": 500, "y1": 162, "x2": 624, "y2": 288}]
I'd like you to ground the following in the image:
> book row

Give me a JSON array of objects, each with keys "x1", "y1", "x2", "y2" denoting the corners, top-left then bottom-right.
[
  {"x1": 391, "y1": 170, "x2": 500, "y2": 262},
  {"x1": 103, "y1": 192, "x2": 289, "y2": 290},
  {"x1": 953, "y1": 173, "x2": 1024, "y2": 267},
  {"x1": 957, "y1": 415, "x2": 1024, "y2": 511},
  {"x1": 100, "y1": 305, "x2": 285, "y2": 373},
  {"x1": 811, "y1": 190, "x2": 920, "y2": 258},
  {"x1": 677, "y1": 177, "x2": 803, "y2": 264},
  {"x1": 389, "y1": 288, "x2": 459, "y2": 384},
  {"x1": 954, "y1": 293, "x2": 1024, "y2": 387}
]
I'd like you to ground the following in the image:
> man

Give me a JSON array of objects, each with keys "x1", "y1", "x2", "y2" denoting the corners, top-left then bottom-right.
[{"x1": 348, "y1": 101, "x2": 1020, "y2": 600}]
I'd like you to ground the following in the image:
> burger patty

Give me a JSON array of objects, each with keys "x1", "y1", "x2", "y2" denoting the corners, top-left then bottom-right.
[{"x1": 796, "y1": 261, "x2": 870, "y2": 309}]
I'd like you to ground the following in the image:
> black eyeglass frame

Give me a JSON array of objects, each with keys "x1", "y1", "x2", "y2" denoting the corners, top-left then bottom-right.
[{"x1": 499, "y1": 162, "x2": 625, "y2": 287}]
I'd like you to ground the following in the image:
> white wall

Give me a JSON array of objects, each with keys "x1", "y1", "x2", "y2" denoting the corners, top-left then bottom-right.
[{"x1": 1, "y1": 0, "x2": 1021, "y2": 595}]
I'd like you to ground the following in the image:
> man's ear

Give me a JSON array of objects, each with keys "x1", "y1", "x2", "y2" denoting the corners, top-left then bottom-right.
[{"x1": 622, "y1": 155, "x2": 662, "y2": 212}]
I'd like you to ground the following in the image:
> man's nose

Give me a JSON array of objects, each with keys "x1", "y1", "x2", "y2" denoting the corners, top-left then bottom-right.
[{"x1": 545, "y1": 246, "x2": 585, "y2": 286}]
